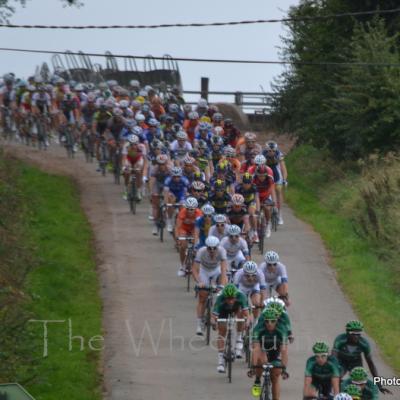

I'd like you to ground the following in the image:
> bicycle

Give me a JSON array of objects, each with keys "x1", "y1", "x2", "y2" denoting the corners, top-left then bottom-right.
[
  {"x1": 64, "y1": 124, "x2": 76, "y2": 159},
  {"x1": 98, "y1": 137, "x2": 108, "y2": 176},
  {"x1": 81, "y1": 127, "x2": 95, "y2": 163},
  {"x1": 157, "y1": 200, "x2": 167, "y2": 242},
  {"x1": 196, "y1": 280, "x2": 218, "y2": 346},
  {"x1": 127, "y1": 168, "x2": 141, "y2": 215},
  {"x1": 35, "y1": 113, "x2": 49, "y2": 150},
  {"x1": 178, "y1": 236, "x2": 195, "y2": 292},
  {"x1": 227, "y1": 261, "x2": 241, "y2": 284},
  {"x1": 271, "y1": 206, "x2": 279, "y2": 233},
  {"x1": 113, "y1": 142, "x2": 122, "y2": 184},
  {"x1": 257, "y1": 213, "x2": 266, "y2": 255},
  {"x1": 1, "y1": 106, "x2": 14, "y2": 141}
]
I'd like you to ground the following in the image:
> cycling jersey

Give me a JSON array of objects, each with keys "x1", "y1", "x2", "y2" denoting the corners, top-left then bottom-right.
[
  {"x1": 234, "y1": 268, "x2": 266, "y2": 294},
  {"x1": 31, "y1": 92, "x2": 51, "y2": 112},
  {"x1": 122, "y1": 143, "x2": 146, "y2": 166},
  {"x1": 305, "y1": 355, "x2": 340, "y2": 381},
  {"x1": 235, "y1": 183, "x2": 257, "y2": 206},
  {"x1": 333, "y1": 333, "x2": 371, "y2": 372},
  {"x1": 194, "y1": 246, "x2": 227, "y2": 271},
  {"x1": 163, "y1": 176, "x2": 190, "y2": 201},
  {"x1": 211, "y1": 149, "x2": 223, "y2": 167},
  {"x1": 169, "y1": 140, "x2": 193, "y2": 161},
  {"x1": 212, "y1": 291, "x2": 249, "y2": 317},
  {"x1": 256, "y1": 310, "x2": 292, "y2": 337},
  {"x1": 226, "y1": 205, "x2": 248, "y2": 228},
  {"x1": 209, "y1": 192, "x2": 231, "y2": 214},
  {"x1": 341, "y1": 378, "x2": 378, "y2": 400},
  {"x1": 0, "y1": 87, "x2": 16, "y2": 107},
  {"x1": 176, "y1": 208, "x2": 202, "y2": 235},
  {"x1": 251, "y1": 325, "x2": 287, "y2": 364},
  {"x1": 258, "y1": 262, "x2": 288, "y2": 288},
  {"x1": 94, "y1": 110, "x2": 112, "y2": 134},
  {"x1": 210, "y1": 171, "x2": 235, "y2": 188},
  {"x1": 262, "y1": 149, "x2": 284, "y2": 184},
  {"x1": 253, "y1": 175, "x2": 275, "y2": 202},
  {"x1": 220, "y1": 236, "x2": 249, "y2": 259},
  {"x1": 208, "y1": 224, "x2": 230, "y2": 241},
  {"x1": 150, "y1": 166, "x2": 171, "y2": 194},
  {"x1": 195, "y1": 216, "x2": 213, "y2": 247},
  {"x1": 81, "y1": 104, "x2": 97, "y2": 125}
]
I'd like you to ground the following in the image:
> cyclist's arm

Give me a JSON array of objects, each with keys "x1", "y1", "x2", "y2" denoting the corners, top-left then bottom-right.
[
  {"x1": 281, "y1": 343, "x2": 288, "y2": 369},
  {"x1": 220, "y1": 259, "x2": 228, "y2": 285},
  {"x1": 192, "y1": 261, "x2": 200, "y2": 283},
  {"x1": 255, "y1": 192, "x2": 261, "y2": 213},
  {"x1": 331, "y1": 376, "x2": 340, "y2": 396},
  {"x1": 280, "y1": 159, "x2": 288, "y2": 182}
]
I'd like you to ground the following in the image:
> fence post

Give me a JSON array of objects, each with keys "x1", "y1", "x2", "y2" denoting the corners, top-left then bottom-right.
[
  {"x1": 234, "y1": 91, "x2": 243, "y2": 106},
  {"x1": 201, "y1": 77, "x2": 209, "y2": 101}
]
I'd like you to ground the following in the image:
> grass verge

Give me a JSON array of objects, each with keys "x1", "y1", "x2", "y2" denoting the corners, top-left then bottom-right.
[
  {"x1": 285, "y1": 145, "x2": 400, "y2": 374},
  {"x1": 0, "y1": 153, "x2": 102, "y2": 399}
]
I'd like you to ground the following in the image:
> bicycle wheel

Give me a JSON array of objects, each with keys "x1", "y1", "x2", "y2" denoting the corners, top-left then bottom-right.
[
  {"x1": 226, "y1": 329, "x2": 232, "y2": 383},
  {"x1": 185, "y1": 250, "x2": 193, "y2": 292},
  {"x1": 271, "y1": 210, "x2": 278, "y2": 232},
  {"x1": 260, "y1": 377, "x2": 272, "y2": 400},
  {"x1": 205, "y1": 297, "x2": 212, "y2": 346},
  {"x1": 129, "y1": 179, "x2": 137, "y2": 215},
  {"x1": 258, "y1": 218, "x2": 265, "y2": 255}
]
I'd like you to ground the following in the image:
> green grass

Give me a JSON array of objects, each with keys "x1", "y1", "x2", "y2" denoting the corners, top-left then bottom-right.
[
  {"x1": 18, "y1": 164, "x2": 102, "y2": 400},
  {"x1": 285, "y1": 145, "x2": 400, "y2": 374}
]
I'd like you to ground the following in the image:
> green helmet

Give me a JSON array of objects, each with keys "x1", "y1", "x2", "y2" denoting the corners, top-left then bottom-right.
[
  {"x1": 267, "y1": 302, "x2": 284, "y2": 316},
  {"x1": 222, "y1": 284, "x2": 237, "y2": 298},
  {"x1": 312, "y1": 341, "x2": 329, "y2": 354},
  {"x1": 262, "y1": 308, "x2": 279, "y2": 321},
  {"x1": 346, "y1": 320, "x2": 364, "y2": 333},
  {"x1": 350, "y1": 367, "x2": 368, "y2": 383},
  {"x1": 344, "y1": 384, "x2": 362, "y2": 398}
]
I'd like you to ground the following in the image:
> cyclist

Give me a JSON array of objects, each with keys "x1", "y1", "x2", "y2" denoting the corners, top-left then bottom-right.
[
  {"x1": 332, "y1": 320, "x2": 389, "y2": 394},
  {"x1": 238, "y1": 132, "x2": 262, "y2": 162},
  {"x1": 341, "y1": 367, "x2": 379, "y2": 400},
  {"x1": 175, "y1": 197, "x2": 202, "y2": 277},
  {"x1": 235, "y1": 172, "x2": 259, "y2": 242},
  {"x1": 259, "y1": 251, "x2": 290, "y2": 306},
  {"x1": 254, "y1": 164, "x2": 278, "y2": 239},
  {"x1": 209, "y1": 179, "x2": 231, "y2": 215},
  {"x1": 220, "y1": 225, "x2": 250, "y2": 275},
  {"x1": 192, "y1": 236, "x2": 228, "y2": 335},
  {"x1": 233, "y1": 260, "x2": 266, "y2": 320},
  {"x1": 263, "y1": 141, "x2": 288, "y2": 225},
  {"x1": 222, "y1": 118, "x2": 241, "y2": 148},
  {"x1": 149, "y1": 154, "x2": 171, "y2": 235},
  {"x1": 182, "y1": 155, "x2": 200, "y2": 183},
  {"x1": 170, "y1": 130, "x2": 193, "y2": 164},
  {"x1": 183, "y1": 110, "x2": 199, "y2": 142},
  {"x1": 226, "y1": 193, "x2": 251, "y2": 237},
  {"x1": 163, "y1": 166, "x2": 190, "y2": 232},
  {"x1": 194, "y1": 122, "x2": 213, "y2": 149},
  {"x1": 210, "y1": 160, "x2": 235, "y2": 194},
  {"x1": 251, "y1": 307, "x2": 289, "y2": 399},
  {"x1": 194, "y1": 204, "x2": 215, "y2": 249},
  {"x1": 303, "y1": 342, "x2": 340, "y2": 399},
  {"x1": 192, "y1": 139, "x2": 212, "y2": 181},
  {"x1": 122, "y1": 134, "x2": 147, "y2": 201},
  {"x1": 211, "y1": 283, "x2": 250, "y2": 372},
  {"x1": 189, "y1": 180, "x2": 209, "y2": 208},
  {"x1": 208, "y1": 214, "x2": 230, "y2": 240},
  {"x1": 210, "y1": 134, "x2": 224, "y2": 169}
]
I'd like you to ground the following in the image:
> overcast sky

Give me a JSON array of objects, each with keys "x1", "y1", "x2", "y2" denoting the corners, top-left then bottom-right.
[{"x1": 1, "y1": 0, "x2": 299, "y2": 100}]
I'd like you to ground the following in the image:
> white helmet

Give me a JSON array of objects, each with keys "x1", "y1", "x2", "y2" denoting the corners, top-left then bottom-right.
[
  {"x1": 213, "y1": 214, "x2": 226, "y2": 224},
  {"x1": 334, "y1": 394, "x2": 352, "y2": 400},
  {"x1": 254, "y1": 154, "x2": 266, "y2": 166},
  {"x1": 119, "y1": 99, "x2": 129, "y2": 108},
  {"x1": 243, "y1": 261, "x2": 258, "y2": 275},
  {"x1": 135, "y1": 113, "x2": 145, "y2": 123},
  {"x1": 201, "y1": 204, "x2": 215, "y2": 216},
  {"x1": 264, "y1": 250, "x2": 279, "y2": 264},
  {"x1": 171, "y1": 166, "x2": 182, "y2": 176},
  {"x1": 198, "y1": 98, "x2": 208, "y2": 108},
  {"x1": 188, "y1": 111, "x2": 199, "y2": 120},
  {"x1": 128, "y1": 134, "x2": 139, "y2": 144},
  {"x1": 130, "y1": 79, "x2": 140, "y2": 88},
  {"x1": 176, "y1": 130, "x2": 188, "y2": 140},
  {"x1": 205, "y1": 236, "x2": 220, "y2": 248},
  {"x1": 228, "y1": 224, "x2": 241, "y2": 236},
  {"x1": 185, "y1": 197, "x2": 198, "y2": 209},
  {"x1": 264, "y1": 297, "x2": 285, "y2": 308}
]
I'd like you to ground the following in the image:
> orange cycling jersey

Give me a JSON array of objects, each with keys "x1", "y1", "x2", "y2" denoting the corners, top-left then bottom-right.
[{"x1": 176, "y1": 208, "x2": 203, "y2": 234}]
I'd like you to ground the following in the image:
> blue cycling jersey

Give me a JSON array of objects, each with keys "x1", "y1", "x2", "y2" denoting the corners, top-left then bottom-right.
[
  {"x1": 164, "y1": 176, "x2": 190, "y2": 200},
  {"x1": 195, "y1": 216, "x2": 213, "y2": 248}
]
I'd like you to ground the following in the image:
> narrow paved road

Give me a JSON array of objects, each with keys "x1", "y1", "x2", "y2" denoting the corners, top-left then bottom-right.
[{"x1": 5, "y1": 143, "x2": 398, "y2": 400}]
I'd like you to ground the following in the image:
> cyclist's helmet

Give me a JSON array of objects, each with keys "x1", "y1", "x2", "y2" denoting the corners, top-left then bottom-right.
[
  {"x1": 346, "y1": 320, "x2": 364, "y2": 333},
  {"x1": 119, "y1": 99, "x2": 130, "y2": 109},
  {"x1": 222, "y1": 283, "x2": 238, "y2": 298},
  {"x1": 223, "y1": 145, "x2": 236, "y2": 158},
  {"x1": 211, "y1": 135, "x2": 223, "y2": 146},
  {"x1": 242, "y1": 172, "x2": 253, "y2": 184},
  {"x1": 148, "y1": 118, "x2": 159, "y2": 127},
  {"x1": 266, "y1": 302, "x2": 285, "y2": 317},
  {"x1": 243, "y1": 261, "x2": 258, "y2": 275},
  {"x1": 27, "y1": 84, "x2": 36, "y2": 92},
  {"x1": 205, "y1": 235, "x2": 220, "y2": 248},
  {"x1": 231, "y1": 194, "x2": 245, "y2": 206},
  {"x1": 184, "y1": 197, "x2": 198, "y2": 210},
  {"x1": 312, "y1": 342, "x2": 329, "y2": 354},
  {"x1": 197, "y1": 98, "x2": 208, "y2": 108},
  {"x1": 156, "y1": 154, "x2": 168, "y2": 165},
  {"x1": 266, "y1": 140, "x2": 278, "y2": 151},
  {"x1": 113, "y1": 108, "x2": 123, "y2": 117},
  {"x1": 188, "y1": 111, "x2": 199, "y2": 120},
  {"x1": 254, "y1": 154, "x2": 266, "y2": 166},
  {"x1": 212, "y1": 112, "x2": 223, "y2": 122},
  {"x1": 244, "y1": 132, "x2": 257, "y2": 141},
  {"x1": 214, "y1": 179, "x2": 226, "y2": 191},
  {"x1": 192, "y1": 181, "x2": 205, "y2": 191},
  {"x1": 133, "y1": 126, "x2": 143, "y2": 136},
  {"x1": 129, "y1": 79, "x2": 140, "y2": 88},
  {"x1": 183, "y1": 104, "x2": 192, "y2": 113},
  {"x1": 344, "y1": 384, "x2": 362, "y2": 399},
  {"x1": 183, "y1": 155, "x2": 195, "y2": 165},
  {"x1": 334, "y1": 394, "x2": 353, "y2": 400},
  {"x1": 135, "y1": 113, "x2": 145, "y2": 123},
  {"x1": 224, "y1": 118, "x2": 233, "y2": 127},
  {"x1": 264, "y1": 250, "x2": 279, "y2": 264},
  {"x1": 262, "y1": 308, "x2": 279, "y2": 321},
  {"x1": 199, "y1": 122, "x2": 209, "y2": 131},
  {"x1": 171, "y1": 166, "x2": 183, "y2": 177},
  {"x1": 127, "y1": 134, "x2": 139, "y2": 144},
  {"x1": 176, "y1": 130, "x2": 188, "y2": 140},
  {"x1": 197, "y1": 139, "x2": 208, "y2": 150},
  {"x1": 201, "y1": 204, "x2": 215, "y2": 215},
  {"x1": 350, "y1": 367, "x2": 368, "y2": 384},
  {"x1": 193, "y1": 170, "x2": 203, "y2": 180},
  {"x1": 256, "y1": 165, "x2": 269, "y2": 176},
  {"x1": 214, "y1": 214, "x2": 226, "y2": 224},
  {"x1": 228, "y1": 224, "x2": 241, "y2": 236},
  {"x1": 169, "y1": 103, "x2": 179, "y2": 113}
]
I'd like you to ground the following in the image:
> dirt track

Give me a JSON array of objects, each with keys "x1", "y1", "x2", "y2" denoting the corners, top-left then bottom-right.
[{"x1": 5, "y1": 143, "x2": 398, "y2": 400}]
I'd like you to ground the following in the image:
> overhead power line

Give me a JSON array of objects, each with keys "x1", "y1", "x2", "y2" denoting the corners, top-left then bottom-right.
[
  {"x1": 1, "y1": 47, "x2": 400, "y2": 68},
  {"x1": 0, "y1": 7, "x2": 400, "y2": 29}
]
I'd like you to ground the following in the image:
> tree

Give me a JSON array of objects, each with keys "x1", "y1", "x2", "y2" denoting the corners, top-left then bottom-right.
[{"x1": 0, "y1": 0, "x2": 82, "y2": 22}]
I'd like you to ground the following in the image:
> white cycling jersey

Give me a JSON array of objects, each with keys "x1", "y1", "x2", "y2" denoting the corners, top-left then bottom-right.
[
  {"x1": 208, "y1": 224, "x2": 230, "y2": 241},
  {"x1": 220, "y1": 236, "x2": 249, "y2": 259},
  {"x1": 258, "y1": 261, "x2": 288, "y2": 288},
  {"x1": 194, "y1": 246, "x2": 227, "y2": 271},
  {"x1": 234, "y1": 268, "x2": 266, "y2": 294},
  {"x1": 169, "y1": 140, "x2": 192, "y2": 161}
]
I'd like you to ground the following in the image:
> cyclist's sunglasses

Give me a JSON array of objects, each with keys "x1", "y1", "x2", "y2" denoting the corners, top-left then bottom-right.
[
  {"x1": 187, "y1": 208, "x2": 196, "y2": 211},
  {"x1": 207, "y1": 246, "x2": 218, "y2": 251},
  {"x1": 347, "y1": 331, "x2": 362, "y2": 336},
  {"x1": 230, "y1": 235, "x2": 240, "y2": 238},
  {"x1": 267, "y1": 263, "x2": 277, "y2": 267},
  {"x1": 265, "y1": 319, "x2": 277, "y2": 324},
  {"x1": 315, "y1": 353, "x2": 328, "y2": 358},
  {"x1": 216, "y1": 223, "x2": 225, "y2": 227},
  {"x1": 194, "y1": 189, "x2": 203, "y2": 192}
]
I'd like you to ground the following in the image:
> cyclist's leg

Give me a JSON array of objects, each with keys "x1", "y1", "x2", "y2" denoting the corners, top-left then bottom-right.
[
  {"x1": 250, "y1": 289, "x2": 262, "y2": 318},
  {"x1": 271, "y1": 366, "x2": 282, "y2": 400}
]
